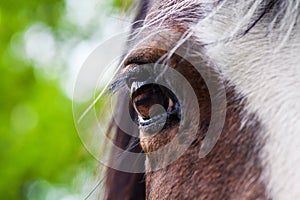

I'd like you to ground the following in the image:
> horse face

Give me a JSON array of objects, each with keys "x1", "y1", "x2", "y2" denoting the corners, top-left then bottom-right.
[{"x1": 105, "y1": 1, "x2": 300, "y2": 199}]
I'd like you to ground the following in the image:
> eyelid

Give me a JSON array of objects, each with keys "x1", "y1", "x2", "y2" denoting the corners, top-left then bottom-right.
[
  {"x1": 123, "y1": 48, "x2": 168, "y2": 67},
  {"x1": 123, "y1": 64, "x2": 152, "y2": 87}
]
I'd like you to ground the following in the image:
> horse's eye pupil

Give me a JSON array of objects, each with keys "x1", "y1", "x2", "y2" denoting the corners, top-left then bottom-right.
[{"x1": 131, "y1": 83, "x2": 171, "y2": 120}]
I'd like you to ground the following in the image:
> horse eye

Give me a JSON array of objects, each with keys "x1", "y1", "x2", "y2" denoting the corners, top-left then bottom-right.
[
  {"x1": 125, "y1": 66, "x2": 181, "y2": 132},
  {"x1": 130, "y1": 83, "x2": 175, "y2": 120}
]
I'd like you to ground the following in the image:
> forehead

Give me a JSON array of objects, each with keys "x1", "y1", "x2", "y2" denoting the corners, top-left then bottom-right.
[{"x1": 137, "y1": 0, "x2": 204, "y2": 30}]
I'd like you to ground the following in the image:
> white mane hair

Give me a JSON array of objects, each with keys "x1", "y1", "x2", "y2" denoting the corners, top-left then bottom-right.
[{"x1": 191, "y1": 0, "x2": 300, "y2": 199}]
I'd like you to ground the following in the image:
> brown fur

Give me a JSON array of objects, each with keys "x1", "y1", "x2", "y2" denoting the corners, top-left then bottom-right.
[
  {"x1": 125, "y1": 47, "x2": 266, "y2": 199},
  {"x1": 105, "y1": 0, "x2": 268, "y2": 199}
]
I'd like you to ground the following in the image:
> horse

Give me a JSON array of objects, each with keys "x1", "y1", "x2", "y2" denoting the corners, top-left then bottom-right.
[{"x1": 104, "y1": 0, "x2": 300, "y2": 199}]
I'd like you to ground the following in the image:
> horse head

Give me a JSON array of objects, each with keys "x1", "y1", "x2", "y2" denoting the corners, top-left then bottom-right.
[{"x1": 104, "y1": 1, "x2": 300, "y2": 199}]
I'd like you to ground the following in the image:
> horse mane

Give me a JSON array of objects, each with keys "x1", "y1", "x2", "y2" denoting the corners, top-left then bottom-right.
[
  {"x1": 104, "y1": 120, "x2": 145, "y2": 199},
  {"x1": 104, "y1": 1, "x2": 149, "y2": 199}
]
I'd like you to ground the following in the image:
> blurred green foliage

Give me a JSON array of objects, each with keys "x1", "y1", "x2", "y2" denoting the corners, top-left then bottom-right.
[
  {"x1": 0, "y1": 0, "x2": 135, "y2": 199},
  {"x1": 0, "y1": 0, "x2": 95, "y2": 199},
  {"x1": 111, "y1": 0, "x2": 134, "y2": 11}
]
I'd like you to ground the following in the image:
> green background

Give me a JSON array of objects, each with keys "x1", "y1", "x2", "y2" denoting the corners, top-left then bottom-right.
[{"x1": 0, "y1": 0, "x2": 132, "y2": 199}]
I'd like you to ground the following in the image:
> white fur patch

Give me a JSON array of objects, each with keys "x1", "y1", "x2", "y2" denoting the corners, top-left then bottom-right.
[{"x1": 193, "y1": 1, "x2": 300, "y2": 199}]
